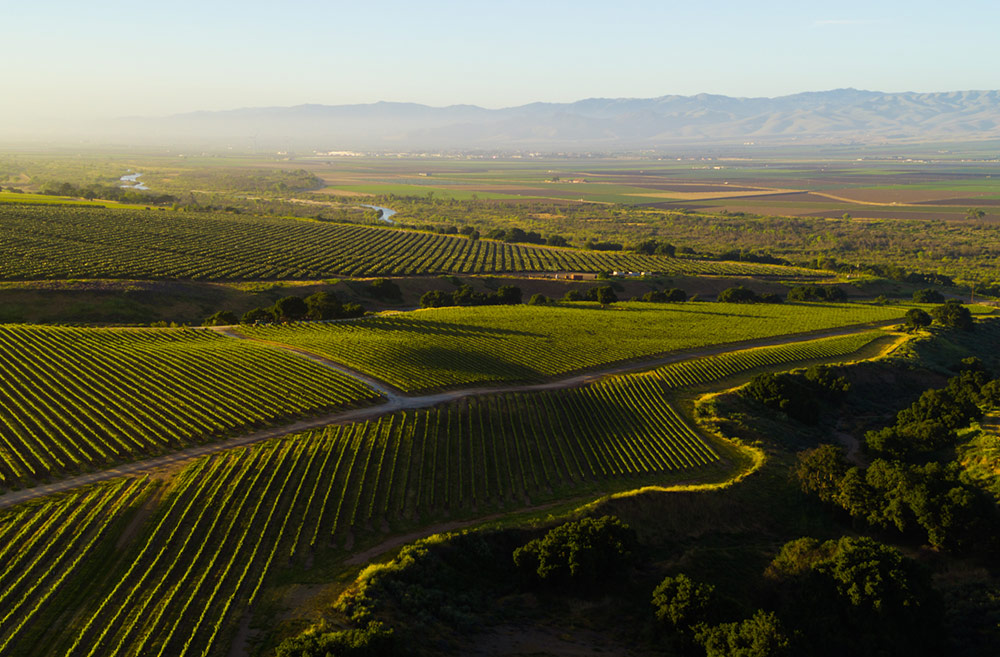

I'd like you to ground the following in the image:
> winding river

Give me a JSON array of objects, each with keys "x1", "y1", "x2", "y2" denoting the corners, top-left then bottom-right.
[
  {"x1": 119, "y1": 172, "x2": 149, "y2": 191},
  {"x1": 360, "y1": 204, "x2": 397, "y2": 225}
]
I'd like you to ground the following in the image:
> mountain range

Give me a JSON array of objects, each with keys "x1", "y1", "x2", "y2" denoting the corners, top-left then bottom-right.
[{"x1": 111, "y1": 89, "x2": 1000, "y2": 150}]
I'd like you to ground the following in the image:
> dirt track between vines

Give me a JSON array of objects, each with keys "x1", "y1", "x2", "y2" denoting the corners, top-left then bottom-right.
[{"x1": 0, "y1": 319, "x2": 898, "y2": 511}]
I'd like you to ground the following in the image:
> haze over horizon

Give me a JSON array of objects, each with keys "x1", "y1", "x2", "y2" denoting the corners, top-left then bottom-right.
[{"x1": 3, "y1": 0, "x2": 998, "y2": 139}]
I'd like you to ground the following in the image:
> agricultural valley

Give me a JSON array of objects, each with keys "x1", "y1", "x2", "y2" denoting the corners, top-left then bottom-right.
[{"x1": 1, "y1": 140, "x2": 1000, "y2": 657}]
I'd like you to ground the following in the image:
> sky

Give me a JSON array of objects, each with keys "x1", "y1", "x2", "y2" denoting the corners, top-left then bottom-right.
[{"x1": 2, "y1": 0, "x2": 998, "y2": 127}]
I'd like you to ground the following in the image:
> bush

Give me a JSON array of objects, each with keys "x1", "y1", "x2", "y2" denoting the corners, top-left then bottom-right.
[
  {"x1": 562, "y1": 289, "x2": 586, "y2": 302},
  {"x1": 513, "y1": 516, "x2": 637, "y2": 590},
  {"x1": 528, "y1": 293, "x2": 549, "y2": 305}
]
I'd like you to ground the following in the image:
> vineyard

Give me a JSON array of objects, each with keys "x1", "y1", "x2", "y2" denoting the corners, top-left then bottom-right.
[
  {"x1": 652, "y1": 330, "x2": 886, "y2": 388},
  {"x1": 243, "y1": 303, "x2": 910, "y2": 392},
  {"x1": 0, "y1": 372, "x2": 718, "y2": 657},
  {"x1": 0, "y1": 204, "x2": 818, "y2": 280},
  {"x1": 0, "y1": 325, "x2": 379, "y2": 489},
  {"x1": 0, "y1": 320, "x2": 894, "y2": 657}
]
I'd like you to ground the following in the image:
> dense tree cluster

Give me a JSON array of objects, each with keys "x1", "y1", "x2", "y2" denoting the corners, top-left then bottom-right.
[
  {"x1": 786, "y1": 285, "x2": 848, "y2": 302},
  {"x1": 238, "y1": 291, "x2": 364, "y2": 324},
  {"x1": 39, "y1": 181, "x2": 177, "y2": 205},
  {"x1": 641, "y1": 288, "x2": 688, "y2": 302},
  {"x1": 717, "y1": 286, "x2": 783, "y2": 304},
  {"x1": 763, "y1": 536, "x2": 945, "y2": 656},
  {"x1": 866, "y1": 363, "x2": 997, "y2": 459},
  {"x1": 741, "y1": 366, "x2": 850, "y2": 424},
  {"x1": 513, "y1": 516, "x2": 637, "y2": 591},
  {"x1": 913, "y1": 288, "x2": 946, "y2": 304},
  {"x1": 930, "y1": 300, "x2": 974, "y2": 331},
  {"x1": 420, "y1": 284, "x2": 522, "y2": 308},
  {"x1": 561, "y1": 285, "x2": 618, "y2": 304},
  {"x1": 633, "y1": 239, "x2": 677, "y2": 256},
  {"x1": 365, "y1": 278, "x2": 402, "y2": 302}
]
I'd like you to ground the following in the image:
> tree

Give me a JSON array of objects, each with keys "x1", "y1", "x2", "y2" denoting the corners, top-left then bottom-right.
[
  {"x1": 420, "y1": 289, "x2": 454, "y2": 308},
  {"x1": 203, "y1": 310, "x2": 238, "y2": 326},
  {"x1": 696, "y1": 610, "x2": 790, "y2": 657},
  {"x1": 304, "y1": 291, "x2": 344, "y2": 320},
  {"x1": 242, "y1": 307, "x2": 275, "y2": 324},
  {"x1": 495, "y1": 285, "x2": 522, "y2": 305},
  {"x1": 913, "y1": 288, "x2": 945, "y2": 304},
  {"x1": 528, "y1": 293, "x2": 549, "y2": 305},
  {"x1": 513, "y1": 516, "x2": 637, "y2": 590},
  {"x1": 273, "y1": 296, "x2": 309, "y2": 322},
  {"x1": 795, "y1": 445, "x2": 850, "y2": 504},
  {"x1": 652, "y1": 574, "x2": 715, "y2": 629},
  {"x1": 904, "y1": 308, "x2": 932, "y2": 331},
  {"x1": 595, "y1": 286, "x2": 618, "y2": 306},
  {"x1": 562, "y1": 289, "x2": 586, "y2": 302},
  {"x1": 930, "y1": 300, "x2": 973, "y2": 331},
  {"x1": 966, "y1": 207, "x2": 986, "y2": 221},
  {"x1": 718, "y1": 286, "x2": 759, "y2": 303},
  {"x1": 366, "y1": 279, "x2": 401, "y2": 301}
]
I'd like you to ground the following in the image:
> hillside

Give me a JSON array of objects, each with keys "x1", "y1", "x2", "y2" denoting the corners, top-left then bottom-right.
[{"x1": 108, "y1": 89, "x2": 1000, "y2": 149}]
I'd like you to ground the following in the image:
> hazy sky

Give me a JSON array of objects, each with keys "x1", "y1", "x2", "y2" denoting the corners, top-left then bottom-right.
[{"x1": 3, "y1": 0, "x2": 997, "y2": 126}]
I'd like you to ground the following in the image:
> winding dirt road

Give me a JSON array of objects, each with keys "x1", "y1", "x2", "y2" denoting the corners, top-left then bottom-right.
[{"x1": 0, "y1": 320, "x2": 898, "y2": 511}]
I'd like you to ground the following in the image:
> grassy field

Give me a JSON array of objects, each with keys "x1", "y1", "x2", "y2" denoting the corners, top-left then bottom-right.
[
  {"x1": 0, "y1": 325, "x2": 379, "y2": 489},
  {"x1": 242, "y1": 302, "x2": 912, "y2": 392}
]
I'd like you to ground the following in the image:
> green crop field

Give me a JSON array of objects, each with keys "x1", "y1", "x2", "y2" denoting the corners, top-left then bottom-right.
[
  {"x1": 0, "y1": 314, "x2": 895, "y2": 657},
  {"x1": 0, "y1": 204, "x2": 816, "y2": 280},
  {"x1": 0, "y1": 326, "x2": 378, "y2": 489},
  {"x1": 652, "y1": 330, "x2": 886, "y2": 388},
  {"x1": 0, "y1": 373, "x2": 718, "y2": 657},
  {"x1": 243, "y1": 303, "x2": 910, "y2": 392}
]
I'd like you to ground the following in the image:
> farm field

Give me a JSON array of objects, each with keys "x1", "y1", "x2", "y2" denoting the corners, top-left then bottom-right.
[
  {"x1": 297, "y1": 156, "x2": 999, "y2": 218},
  {"x1": 0, "y1": 204, "x2": 813, "y2": 280},
  {"x1": 0, "y1": 325, "x2": 379, "y2": 490},
  {"x1": 242, "y1": 302, "x2": 912, "y2": 392},
  {"x1": 0, "y1": 322, "x2": 896, "y2": 657}
]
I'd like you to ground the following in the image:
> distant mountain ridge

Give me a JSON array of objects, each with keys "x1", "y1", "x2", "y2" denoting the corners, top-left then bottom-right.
[{"x1": 115, "y1": 89, "x2": 1000, "y2": 150}]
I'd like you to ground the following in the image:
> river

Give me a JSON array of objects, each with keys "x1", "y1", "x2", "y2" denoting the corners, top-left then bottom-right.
[
  {"x1": 119, "y1": 172, "x2": 149, "y2": 191},
  {"x1": 360, "y1": 204, "x2": 397, "y2": 225}
]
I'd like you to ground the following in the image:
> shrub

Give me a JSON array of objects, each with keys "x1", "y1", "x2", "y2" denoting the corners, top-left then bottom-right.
[{"x1": 528, "y1": 293, "x2": 549, "y2": 305}]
